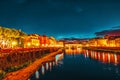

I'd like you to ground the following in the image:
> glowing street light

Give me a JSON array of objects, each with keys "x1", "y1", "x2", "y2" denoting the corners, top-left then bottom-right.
[
  {"x1": 2, "y1": 41, "x2": 5, "y2": 48},
  {"x1": 12, "y1": 41, "x2": 17, "y2": 45},
  {"x1": 12, "y1": 41, "x2": 17, "y2": 48},
  {"x1": 36, "y1": 43, "x2": 39, "y2": 46},
  {"x1": 27, "y1": 42, "x2": 31, "y2": 47},
  {"x1": 2, "y1": 41, "x2": 5, "y2": 45}
]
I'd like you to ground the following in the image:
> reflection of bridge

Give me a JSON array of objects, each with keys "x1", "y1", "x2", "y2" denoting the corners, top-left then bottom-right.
[
  {"x1": 65, "y1": 44, "x2": 82, "y2": 49},
  {"x1": 65, "y1": 49, "x2": 82, "y2": 54}
]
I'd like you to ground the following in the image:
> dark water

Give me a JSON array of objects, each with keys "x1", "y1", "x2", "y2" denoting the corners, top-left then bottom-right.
[{"x1": 29, "y1": 49, "x2": 120, "y2": 80}]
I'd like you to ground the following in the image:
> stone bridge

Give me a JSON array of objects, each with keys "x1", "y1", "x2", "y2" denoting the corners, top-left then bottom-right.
[{"x1": 65, "y1": 43, "x2": 82, "y2": 49}]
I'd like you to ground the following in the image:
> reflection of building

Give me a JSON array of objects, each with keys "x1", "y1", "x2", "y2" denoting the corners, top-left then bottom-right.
[
  {"x1": 65, "y1": 48, "x2": 82, "y2": 54},
  {"x1": 82, "y1": 50, "x2": 120, "y2": 65}
]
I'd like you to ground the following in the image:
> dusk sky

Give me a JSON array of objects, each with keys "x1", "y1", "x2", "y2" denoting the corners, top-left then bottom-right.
[{"x1": 0, "y1": 0, "x2": 120, "y2": 39}]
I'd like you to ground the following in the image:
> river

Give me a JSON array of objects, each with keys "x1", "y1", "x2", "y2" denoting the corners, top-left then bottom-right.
[{"x1": 29, "y1": 48, "x2": 120, "y2": 80}]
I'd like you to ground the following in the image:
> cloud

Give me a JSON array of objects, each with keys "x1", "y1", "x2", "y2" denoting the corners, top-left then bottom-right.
[
  {"x1": 95, "y1": 29, "x2": 120, "y2": 36},
  {"x1": 112, "y1": 26, "x2": 120, "y2": 29}
]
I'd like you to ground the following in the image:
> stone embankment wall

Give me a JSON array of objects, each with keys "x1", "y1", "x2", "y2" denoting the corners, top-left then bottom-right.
[
  {"x1": 3, "y1": 48, "x2": 63, "y2": 80},
  {"x1": 0, "y1": 48, "x2": 59, "y2": 70}
]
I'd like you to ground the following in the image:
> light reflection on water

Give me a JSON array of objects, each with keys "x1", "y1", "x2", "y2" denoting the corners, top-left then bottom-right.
[
  {"x1": 49, "y1": 62, "x2": 52, "y2": 71},
  {"x1": 35, "y1": 71, "x2": 39, "y2": 79},
  {"x1": 65, "y1": 48, "x2": 82, "y2": 54},
  {"x1": 30, "y1": 53, "x2": 64, "y2": 79},
  {"x1": 53, "y1": 62, "x2": 55, "y2": 66},
  {"x1": 30, "y1": 49, "x2": 120, "y2": 80},
  {"x1": 55, "y1": 53, "x2": 64, "y2": 65},
  {"x1": 82, "y1": 49, "x2": 120, "y2": 65},
  {"x1": 41, "y1": 65, "x2": 45, "y2": 75},
  {"x1": 46, "y1": 63, "x2": 48, "y2": 71}
]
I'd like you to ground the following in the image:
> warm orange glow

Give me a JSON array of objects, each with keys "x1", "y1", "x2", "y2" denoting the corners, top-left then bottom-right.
[
  {"x1": 114, "y1": 54, "x2": 118, "y2": 65},
  {"x1": 42, "y1": 44, "x2": 44, "y2": 46},
  {"x1": 82, "y1": 50, "x2": 120, "y2": 65},
  {"x1": 2, "y1": 41, "x2": 5, "y2": 45},
  {"x1": 36, "y1": 43, "x2": 39, "y2": 46},
  {"x1": 23, "y1": 34, "x2": 60, "y2": 48},
  {"x1": 12, "y1": 41, "x2": 17, "y2": 45},
  {"x1": 65, "y1": 48, "x2": 82, "y2": 54},
  {"x1": 108, "y1": 54, "x2": 111, "y2": 63},
  {"x1": 11, "y1": 41, "x2": 17, "y2": 48},
  {"x1": 27, "y1": 42, "x2": 31, "y2": 46}
]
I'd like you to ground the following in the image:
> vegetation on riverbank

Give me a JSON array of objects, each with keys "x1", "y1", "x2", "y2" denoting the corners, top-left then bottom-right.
[
  {"x1": 3, "y1": 49, "x2": 63, "y2": 80},
  {"x1": 0, "y1": 70, "x2": 6, "y2": 80},
  {"x1": 0, "y1": 61, "x2": 32, "y2": 80},
  {"x1": 0, "y1": 49, "x2": 58, "y2": 80},
  {"x1": 5, "y1": 61, "x2": 32, "y2": 72}
]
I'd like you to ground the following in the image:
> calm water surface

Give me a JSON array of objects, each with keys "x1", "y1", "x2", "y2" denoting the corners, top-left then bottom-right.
[{"x1": 30, "y1": 49, "x2": 120, "y2": 80}]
